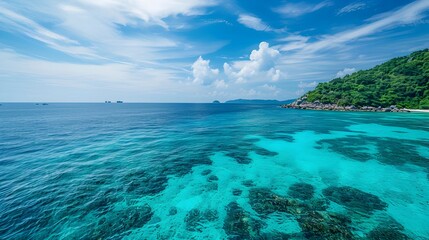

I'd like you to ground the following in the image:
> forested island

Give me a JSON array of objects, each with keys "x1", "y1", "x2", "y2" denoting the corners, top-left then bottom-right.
[
  {"x1": 225, "y1": 99, "x2": 295, "y2": 105},
  {"x1": 285, "y1": 49, "x2": 429, "y2": 111}
]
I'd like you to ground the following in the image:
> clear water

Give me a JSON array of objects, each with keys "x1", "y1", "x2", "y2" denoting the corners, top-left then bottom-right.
[{"x1": 1, "y1": 103, "x2": 429, "y2": 239}]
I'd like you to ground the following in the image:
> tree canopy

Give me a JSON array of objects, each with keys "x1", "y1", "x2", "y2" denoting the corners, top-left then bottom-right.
[{"x1": 305, "y1": 49, "x2": 429, "y2": 109}]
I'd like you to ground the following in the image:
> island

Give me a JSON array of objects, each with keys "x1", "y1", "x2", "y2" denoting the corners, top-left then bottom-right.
[
  {"x1": 284, "y1": 49, "x2": 429, "y2": 112},
  {"x1": 212, "y1": 100, "x2": 221, "y2": 104},
  {"x1": 226, "y1": 99, "x2": 295, "y2": 105}
]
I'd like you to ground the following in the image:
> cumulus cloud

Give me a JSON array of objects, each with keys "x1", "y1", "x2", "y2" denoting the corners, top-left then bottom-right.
[
  {"x1": 338, "y1": 2, "x2": 366, "y2": 15},
  {"x1": 192, "y1": 56, "x2": 219, "y2": 85},
  {"x1": 224, "y1": 42, "x2": 281, "y2": 83},
  {"x1": 336, "y1": 68, "x2": 356, "y2": 78},
  {"x1": 274, "y1": 1, "x2": 332, "y2": 17},
  {"x1": 212, "y1": 79, "x2": 228, "y2": 89}
]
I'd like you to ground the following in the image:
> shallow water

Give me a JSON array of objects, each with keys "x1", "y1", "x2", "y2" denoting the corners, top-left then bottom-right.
[{"x1": 1, "y1": 103, "x2": 429, "y2": 239}]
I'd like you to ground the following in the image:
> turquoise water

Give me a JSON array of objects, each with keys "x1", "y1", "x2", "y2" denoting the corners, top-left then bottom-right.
[{"x1": 1, "y1": 103, "x2": 429, "y2": 239}]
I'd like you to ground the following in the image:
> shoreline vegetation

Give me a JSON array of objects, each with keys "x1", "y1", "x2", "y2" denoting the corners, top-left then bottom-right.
[{"x1": 285, "y1": 49, "x2": 429, "y2": 112}]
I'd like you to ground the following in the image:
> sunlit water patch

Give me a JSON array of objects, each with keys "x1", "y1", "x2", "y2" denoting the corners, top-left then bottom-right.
[{"x1": 1, "y1": 104, "x2": 429, "y2": 239}]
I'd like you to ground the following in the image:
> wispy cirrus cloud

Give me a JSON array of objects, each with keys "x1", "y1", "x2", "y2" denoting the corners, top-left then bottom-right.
[
  {"x1": 237, "y1": 14, "x2": 284, "y2": 32},
  {"x1": 274, "y1": 1, "x2": 332, "y2": 17},
  {"x1": 0, "y1": 5, "x2": 100, "y2": 59},
  {"x1": 278, "y1": 0, "x2": 429, "y2": 54},
  {"x1": 338, "y1": 2, "x2": 367, "y2": 15},
  {"x1": 238, "y1": 14, "x2": 271, "y2": 31}
]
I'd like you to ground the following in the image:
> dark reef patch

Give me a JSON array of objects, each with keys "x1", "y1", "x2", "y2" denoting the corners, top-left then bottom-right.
[
  {"x1": 297, "y1": 211, "x2": 354, "y2": 240},
  {"x1": 168, "y1": 207, "x2": 178, "y2": 216},
  {"x1": 185, "y1": 209, "x2": 218, "y2": 232},
  {"x1": 207, "y1": 175, "x2": 219, "y2": 182},
  {"x1": 242, "y1": 180, "x2": 256, "y2": 187},
  {"x1": 123, "y1": 170, "x2": 167, "y2": 196},
  {"x1": 323, "y1": 186, "x2": 387, "y2": 214},
  {"x1": 317, "y1": 136, "x2": 372, "y2": 162},
  {"x1": 232, "y1": 189, "x2": 242, "y2": 196},
  {"x1": 288, "y1": 183, "x2": 315, "y2": 200},
  {"x1": 248, "y1": 188, "x2": 305, "y2": 216},
  {"x1": 367, "y1": 218, "x2": 410, "y2": 240},
  {"x1": 201, "y1": 169, "x2": 212, "y2": 176},
  {"x1": 318, "y1": 136, "x2": 429, "y2": 169},
  {"x1": 253, "y1": 147, "x2": 278, "y2": 157},
  {"x1": 87, "y1": 204, "x2": 153, "y2": 239},
  {"x1": 223, "y1": 202, "x2": 263, "y2": 239},
  {"x1": 226, "y1": 151, "x2": 252, "y2": 164}
]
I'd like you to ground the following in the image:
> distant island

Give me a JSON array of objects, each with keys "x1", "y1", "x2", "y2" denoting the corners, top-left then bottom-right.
[
  {"x1": 285, "y1": 49, "x2": 429, "y2": 111},
  {"x1": 225, "y1": 99, "x2": 295, "y2": 105}
]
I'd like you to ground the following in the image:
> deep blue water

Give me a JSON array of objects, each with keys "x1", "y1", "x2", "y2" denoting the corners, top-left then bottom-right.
[{"x1": 1, "y1": 103, "x2": 429, "y2": 239}]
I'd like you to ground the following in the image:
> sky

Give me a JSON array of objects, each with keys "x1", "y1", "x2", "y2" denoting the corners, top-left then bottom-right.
[{"x1": 0, "y1": 0, "x2": 429, "y2": 102}]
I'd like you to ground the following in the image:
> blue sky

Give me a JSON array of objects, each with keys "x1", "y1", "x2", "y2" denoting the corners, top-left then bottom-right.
[{"x1": 0, "y1": 0, "x2": 429, "y2": 102}]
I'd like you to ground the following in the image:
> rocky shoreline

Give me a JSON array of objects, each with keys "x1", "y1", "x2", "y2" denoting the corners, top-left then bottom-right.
[{"x1": 282, "y1": 98, "x2": 411, "y2": 112}]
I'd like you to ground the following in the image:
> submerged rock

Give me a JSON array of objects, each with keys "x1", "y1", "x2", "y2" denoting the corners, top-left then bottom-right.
[
  {"x1": 367, "y1": 226, "x2": 410, "y2": 240},
  {"x1": 232, "y1": 189, "x2": 242, "y2": 196},
  {"x1": 254, "y1": 147, "x2": 278, "y2": 157},
  {"x1": 123, "y1": 170, "x2": 167, "y2": 196},
  {"x1": 297, "y1": 211, "x2": 354, "y2": 240},
  {"x1": 223, "y1": 202, "x2": 263, "y2": 239},
  {"x1": 226, "y1": 151, "x2": 252, "y2": 164},
  {"x1": 185, "y1": 209, "x2": 203, "y2": 232},
  {"x1": 248, "y1": 188, "x2": 305, "y2": 216},
  {"x1": 288, "y1": 183, "x2": 315, "y2": 200},
  {"x1": 367, "y1": 219, "x2": 410, "y2": 240},
  {"x1": 201, "y1": 169, "x2": 212, "y2": 176},
  {"x1": 168, "y1": 207, "x2": 178, "y2": 216},
  {"x1": 88, "y1": 204, "x2": 153, "y2": 239},
  {"x1": 185, "y1": 209, "x2": 218, "y2": 232},
  {"x1": 323, "y1": 186, "x2": 387, "y2": 214},
  {"x1": 242, "y1": 180, "x2": 256, "y2": 187},
  {"x1": 203, "y1": 209, "x2": 218, "y2": 222},
  {"x1": 305, "y1": 198, "x2": 330, "y2": 212},
  {"x1": 207, "y1": 175, "x2": 219, "y2": 182}
]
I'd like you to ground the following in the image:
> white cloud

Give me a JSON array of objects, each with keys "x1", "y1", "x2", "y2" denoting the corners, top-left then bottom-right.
[
  {"x1": 238, "y1": 14, "x2": 271, "y2": 32},
  {"x1": 212, "y1": 79, "x2": 228, "y2": 89},
  {"x1": 336, "y1": 68, "x2": 356, "y2": 78},
  {"x1": 0, "y1": 1, "x2": 225, "y2": 63},
  {"x1": 80, "y1": 0, "x2": 218, "y2": 29},
  {"x1": 192, "y1": 56, "x2": 219, "y2": 85},
  {"x1": 224, "y1": 42, "x2": 281, "y2": 83},
  {"x1": 267, "y1": 68, "x2": 281, "y2": 82},
  {"x1": 0, "y1": 6, "x2": 100, "y2": 59},
  {"x1": 278, "y1": 35, "x2": 310, "y2": 52},
  {"x1": 274, "y1": 1, "x2": 332, "y2": 17},
  {"x1": 237, "y1": 14, "x2": 285, "y2": 33},
  {"x1": 298, "y1": 81, "x2": 318, "y2": 88},
  {"x1": 301, "y1": 0, "x2": 429, "y2": 53},
  {"x1": 338, "y1": 2, "x2": 366, "y2": 15}
]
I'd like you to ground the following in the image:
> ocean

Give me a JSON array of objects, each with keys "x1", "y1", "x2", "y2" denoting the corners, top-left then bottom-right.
[{"x1": 1, "y1": 103, "x2": 429, "y2": 239}]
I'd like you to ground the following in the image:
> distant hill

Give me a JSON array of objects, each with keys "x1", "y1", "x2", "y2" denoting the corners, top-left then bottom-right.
[
  {"x1": 225, "y1": 99, "x2": 295, "y2": 105},
  {"x1": 302, "y1": 49, "x2": 429, "y2": 109}
]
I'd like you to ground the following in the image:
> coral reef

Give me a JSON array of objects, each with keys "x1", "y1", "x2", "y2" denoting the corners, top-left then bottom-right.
[
  {"x1": 323, "y1": 186, "x2": 387, "y2": 214},
  {"x1": 288, "y1": 183, "x2": 315, "y2": 200},
  {"x1": 223, "y1": 202, "x2": 263, "y2": 239}
]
